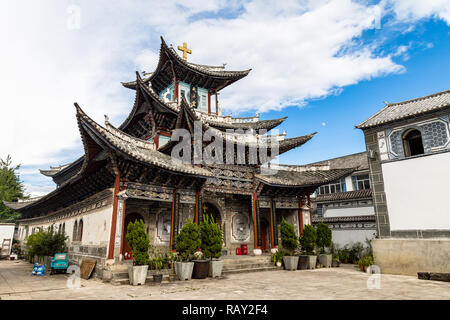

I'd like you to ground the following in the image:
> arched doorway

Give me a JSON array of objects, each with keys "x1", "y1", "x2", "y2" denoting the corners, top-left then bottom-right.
[
  {"x1": 202, "y1": 202, "x2": 224, "y2": 246},
  {"x1": 122, "y1": 212, "x2": 145, "y2": 257},
  {"x1": 202, "y1": 202, "x2": 222, "y2": 227},
  {"x1": 402, "y1": 129, "x2": 424, "y2": 157}
]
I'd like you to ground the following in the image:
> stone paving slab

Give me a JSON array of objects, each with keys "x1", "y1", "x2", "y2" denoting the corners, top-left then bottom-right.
[{"x1": 1, "y1": 260, "x2": 449, "y2": 300}]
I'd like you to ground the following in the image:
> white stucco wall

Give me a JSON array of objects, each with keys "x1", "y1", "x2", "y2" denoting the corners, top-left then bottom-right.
[
  {"x1": 19, "y1": 203, "x2": 113, "y2": 246},
  {"x1": 382, "y1": 151, "x2": 450, "y2": 231},
  {"x1": 332, "y1": 229, "x2": 376, "y2": 248},
  {"x1": 324, "y1": 206, "x2": 374, "y2": 218}
]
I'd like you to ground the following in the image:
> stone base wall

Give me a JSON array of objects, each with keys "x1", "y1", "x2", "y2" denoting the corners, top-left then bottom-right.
[
  {"x1": 372, "y1": 238, "x2": 450, "y2": 276},
  {"x1": 68, "y1": 243, "x2": 108, "y2": 279}
]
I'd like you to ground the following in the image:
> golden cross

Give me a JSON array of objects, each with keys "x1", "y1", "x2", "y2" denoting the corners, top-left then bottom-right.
[{"x1": 177, "y1": 42, "x2": 192, "y2": 61}]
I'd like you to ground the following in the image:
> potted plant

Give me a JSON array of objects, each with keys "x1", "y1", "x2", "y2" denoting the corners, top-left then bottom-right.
[
  {"x1": 126, "y1": 219, "x2": 150, "y2": 286},
  {"x1": 272, "y1": 250, "x2": 284, "y2": 267},
  {"x1": 332, "y1": 256, "x2": 340, "y2": 267},
  {"x1": 358, "y1": 255, "x2": 374, "y2": 272},
  {"x1": 192, "y1": 250, "x2": 209, "y2": 279},
  {"x1": 280, "y1": 218, "x2": 299, "y2": 270},
  {"x1": 316, "y1": 222, "x2": 332, "y2": 268},
  {"x1": 167, "y1": 251, "x2": 178, "y2": 281},
  {"x1": 200, "y1": 215, "x2": 224, "y2": 278},
  {"x1": 175, "y1": 220, "x2": 201, "y2": 281},
  {"x1": 150, "y1": 257, "x2": 164, "y2": 283},
  {"x1": 298, "y1": 225, "x2": 317, "y2": 269}
]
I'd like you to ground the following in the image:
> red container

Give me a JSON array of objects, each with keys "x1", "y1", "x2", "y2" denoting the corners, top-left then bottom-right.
[
  {"x1": 236, "y1": 247, "x2": 241, "y2": 255},
  {"x1": 241, "y1": 244, "x2": 248, "y2": 255}
]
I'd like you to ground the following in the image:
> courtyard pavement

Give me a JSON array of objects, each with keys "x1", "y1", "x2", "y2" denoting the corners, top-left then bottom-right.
[{"x1": 0, "y1": 260, "x2": 449, "y2": 300}]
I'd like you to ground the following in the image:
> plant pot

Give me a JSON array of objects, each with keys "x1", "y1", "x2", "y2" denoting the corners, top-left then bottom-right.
[
  {"x1": 175, "y1": 261, "x2": 194, "y2": 281},
  {"x1": 283, "y1": 256, "x2": 299, "y2": 271},
  {"x1": 153, "y1": 274, "x2": 163, "y2": 283},
  {"x1": 192, "y1": 260, "x2": 210, "y2": 279},
  {"x1": 169, "y1": 273, "x2": 178, "y2": 281},
  {"x1": 332, "y1": 260, "x2": 340, "y2": 267},
  {"x1": 359, "y1": 263, "x2": 365, "y2": 272},
  {"x1": 319, "y1": 254, "x2": 332, "y2": 268},
  {"x1": 208, "y1": 260, "x2": 224, "y2": 278},
  {"x1": 306, "y1": 255, "x2": 317, "y2": 269},
  {"x1": 298, "y1": 255, "x2": 308, "y2": 270},
  {"x1": 128, "y1": 265, "x2": 149, "y2": 286}
]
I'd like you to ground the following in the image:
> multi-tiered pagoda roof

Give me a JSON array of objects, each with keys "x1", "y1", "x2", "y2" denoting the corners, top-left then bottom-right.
[{"x1": 7, "y1": 37, "x2": 354, "y2": 218}]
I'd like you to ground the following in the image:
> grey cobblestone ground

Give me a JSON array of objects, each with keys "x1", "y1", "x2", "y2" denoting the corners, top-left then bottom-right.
[{"x1": 1, "y1": 260, "x2": 449, "y2": 300}]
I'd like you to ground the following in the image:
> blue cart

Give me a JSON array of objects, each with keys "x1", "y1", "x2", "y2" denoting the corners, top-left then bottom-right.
[{"x1": 50, "y1": 253, "x2": 69, "y2": 275}]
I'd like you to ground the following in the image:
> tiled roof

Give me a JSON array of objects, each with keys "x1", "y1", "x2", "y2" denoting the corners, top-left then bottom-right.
[
  {"x1": 312, "y1": 214, "x2": 375, "y2": 223},
  {"x1": 356, "y1": 89, "x2": 450, "y2": 129},
  {"x1": 3, "y1": 198, "x2": 43, "y2": 210},
  {"x1": 39, "y1": 163, "x2": 73, "y2": 177},
  {"x1": 76, "y1": 104, "x2": 213, "y2": 178},
  {"x1": 314, "y1": 189, "x2": 372, "y2": 203},
  {"x1": 255, "y1": 168, "x2": 355, "y2": 187},
  {"x1": 122, "y1": 36, "x2": 251, "y2": 89},
  {"x1": 307, "y1": 152, "x2": 368, "y2": 171}
]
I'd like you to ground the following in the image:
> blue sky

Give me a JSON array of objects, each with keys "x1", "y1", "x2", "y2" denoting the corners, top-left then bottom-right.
[{"x1": 0, "y1": 1, "x2": 449, "y2": 196}]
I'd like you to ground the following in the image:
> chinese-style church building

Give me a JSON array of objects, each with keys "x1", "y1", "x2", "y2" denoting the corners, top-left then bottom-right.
[{"x1": 8, "y1": 37, "x2": 353, "y2": 278}]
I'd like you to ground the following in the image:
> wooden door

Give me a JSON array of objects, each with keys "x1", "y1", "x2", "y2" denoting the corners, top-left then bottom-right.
[
  {"x1": 122, "y1": 213, "x2": 144, "y2": 257},
  {"x1": 261, "y1": 222, "x2": 268, "y2": 253}
]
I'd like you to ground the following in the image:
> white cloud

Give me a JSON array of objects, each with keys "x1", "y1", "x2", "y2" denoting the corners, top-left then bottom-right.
[
  {"x1": 0, "y1": 0, "x2": 446, "y2": 194},
  {"x1": 388, "y1": 0, "x2": 450, "y2": 25}
]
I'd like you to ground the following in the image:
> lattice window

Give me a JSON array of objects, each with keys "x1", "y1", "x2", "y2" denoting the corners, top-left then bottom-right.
[
  {"x1": 421, "y1": 121, "x2": 448, "y2": 148},
  {"x1": 389, "y1": 130, "x2": 404, "y2": 157}
]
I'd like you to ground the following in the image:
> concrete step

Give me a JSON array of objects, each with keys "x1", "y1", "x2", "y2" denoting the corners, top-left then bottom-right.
[
  {"x1": 222, "y1": 263, "x2": 275, "y2": 271},
  {"x1": 222, "y1": 266, "x2": 280, "y2": 275},
  {"x1": 222, "y1": 257, "x2": 272, "y2": 265}
]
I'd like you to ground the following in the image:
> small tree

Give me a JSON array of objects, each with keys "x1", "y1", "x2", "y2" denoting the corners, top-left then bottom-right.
[
  {"x1": 280, "y1": 218, "x2": 298, "y2": 255},
  {"x1": 26, "y1": 229, "x2": 67, "y2": 260},
  {"x1": 200, "y1": 215, "x2": 223, "y2": 260},
  {"x1": 300, "y1": 225, "x2": 317, "y2": 255},
  {"x1": 316, "y1": 221, "x2": 332, "y2": 254},
  {"x1": 0, "y1": 155, "x2": 29, "y2": 223},
  {"x1": 125, "y1": 219, "x2": 149, "y2": 266},
  {"x1": 176, "y1": 220, "x2": 201, "y2": 262}
]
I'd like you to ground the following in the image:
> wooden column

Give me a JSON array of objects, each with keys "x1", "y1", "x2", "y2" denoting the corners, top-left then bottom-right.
[
  {"x1": 108, "y1": 173, "x2": 121, "y2": 259},
  {"x1": 252, "y1": 192, "x2": 261, "y2": 249},
  {"x1": 174, "y1": 80, "x2": 179, "y2": 103},
  {"x1": 298, "y1": 199, "x2": 304, "y2": 237},
  {"x1": 194, "y1": 190, "x2": 202, "y2": 224},
  {"x1": 215, "y1": 90, "x2": 219, "y2": 115},
  {"x1": 170, "y1": 190, "x2": 180, "y2": 251},
  {"x1": 208, "y1": 91, "x2": 211, "y2": 114},
  {"x1": 269, "y1": 198, "x2": 278, "y2": 248}
]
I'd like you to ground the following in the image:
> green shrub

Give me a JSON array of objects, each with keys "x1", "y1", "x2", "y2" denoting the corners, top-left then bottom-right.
[
  {"x1": 125, "y1": 219, "x2": 150, "y2": 266},
  {"x1": 176, "y1": 220, "x2": 201, "y2": 262},
  {"x1": 300, "y1": 225, "x2": 317, "y2": 255},
  {"x1": 316, "y1": 222, "x2": 332, "y2": 254},
  {"x1": 26, "y1": 229, "x2": 67, "y2": 259},
  {"x1": 272, "y1": 250, "x2": 285, "y2": 265},
  {"x1": 200, "y1": 215, "x2": 223, "y2": 260},
  {"x1": 280, "y1": 218, "x2": 298, "y2": 255},
  {"x1": 358, "y1": 255, "x2": 374, "y2": 267}
]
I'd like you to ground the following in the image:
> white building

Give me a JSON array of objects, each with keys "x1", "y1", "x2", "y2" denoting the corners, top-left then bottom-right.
[
  {"x1": 310, "y1": 152, "x2": 376, "y2": 248},
  {"x1": 357, "y1": 89, "x2": 450, "y2": 276}
]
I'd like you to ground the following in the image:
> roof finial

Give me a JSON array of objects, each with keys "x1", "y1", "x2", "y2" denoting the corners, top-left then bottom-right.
[
  {"x1": 104, "y1": 115, "x2": 110, "y2": 125},
  {"x1": 177, "y1": 42, "x2": 192, "y2": 61}
]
